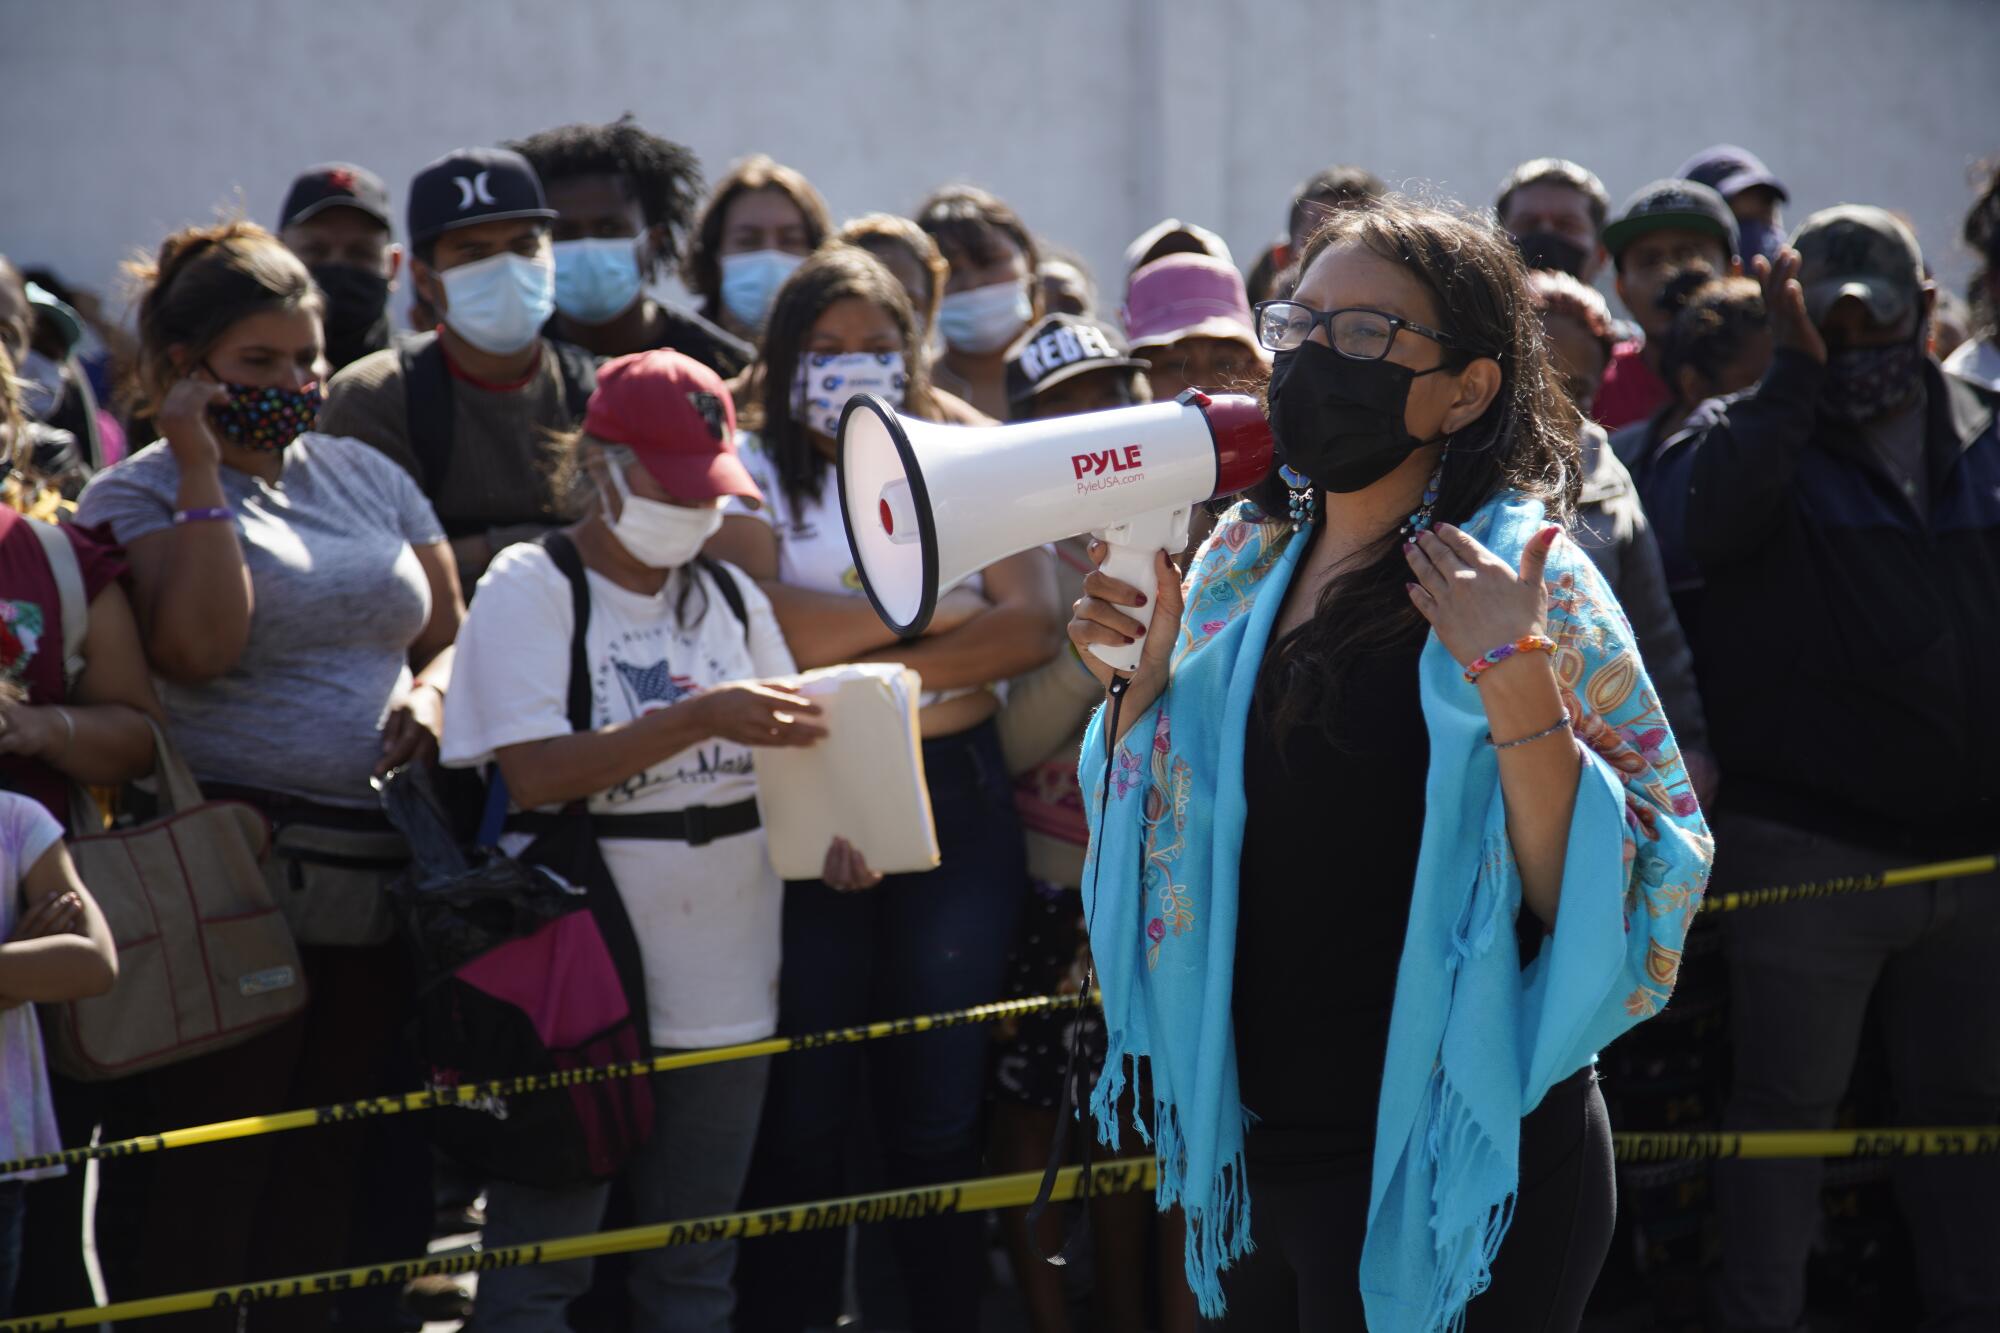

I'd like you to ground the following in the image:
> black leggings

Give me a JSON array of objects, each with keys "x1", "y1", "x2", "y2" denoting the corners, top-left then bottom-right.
[{"x1": 1220, "y1": 1065, "x2": 1614, "y2": 1332}]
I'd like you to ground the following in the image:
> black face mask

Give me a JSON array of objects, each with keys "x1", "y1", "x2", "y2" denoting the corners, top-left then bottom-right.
[
  {"x1": 309, "y1": 263, "x2": 392, "y2": 370},
  {"x1": 1267, "y1": 338, "x2": 1450, "y2": 493},
  {"x1": 1513, "y1": 230, "x2": 1591, "y2": 279}
]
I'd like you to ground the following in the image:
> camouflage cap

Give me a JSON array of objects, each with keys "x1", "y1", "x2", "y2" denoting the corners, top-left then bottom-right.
[{"x1": 1792, "y1": 205, "x2": 1924, "y2": 329}]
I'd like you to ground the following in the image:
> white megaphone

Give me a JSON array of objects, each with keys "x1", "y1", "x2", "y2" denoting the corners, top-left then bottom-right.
[{"x1": 837, "y1": 388, "x2": 1273, "y2": 675}]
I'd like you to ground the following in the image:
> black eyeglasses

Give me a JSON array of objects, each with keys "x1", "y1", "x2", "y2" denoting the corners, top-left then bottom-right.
[{"x1": 1252, "y1": 301, "x2": 1458, "y2": 359}]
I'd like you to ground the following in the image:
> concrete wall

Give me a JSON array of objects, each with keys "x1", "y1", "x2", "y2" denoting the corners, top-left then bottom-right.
[{"x1": 4, "y1": 0, "x2": 1995, "y2": 324}]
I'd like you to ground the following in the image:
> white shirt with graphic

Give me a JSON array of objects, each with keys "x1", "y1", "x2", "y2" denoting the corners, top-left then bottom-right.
[{"x1": 442, "y1": 542, "x2": 796, "y2": 1049}]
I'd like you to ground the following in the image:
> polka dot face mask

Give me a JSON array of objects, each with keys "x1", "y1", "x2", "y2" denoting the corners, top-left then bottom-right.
[{"x1": 203, "y1": 369, "x2": 325, "y2": 452}]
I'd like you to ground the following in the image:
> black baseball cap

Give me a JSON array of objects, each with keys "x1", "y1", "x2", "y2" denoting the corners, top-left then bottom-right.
[
  {"x1": 279, "y1": 162, "x2": 392, "y2": 231},
  {"x1": 1602, "y1": 179, "x2": 1740, "y2": 261},
  {"x1": 1005, "y1": 314, "x2": 1150, "y2": 408},
  {"x1": 1676, "y1": 144, "x2": 1789, "y2": 204},
  {"x1": 406, "y1": 147, "x2": 556, "y2": 246}
]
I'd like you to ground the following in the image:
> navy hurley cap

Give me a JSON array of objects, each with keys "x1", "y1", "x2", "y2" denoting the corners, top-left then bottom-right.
[{"x1": 406, "y1": 147, "x2": 555, "y2": 246}]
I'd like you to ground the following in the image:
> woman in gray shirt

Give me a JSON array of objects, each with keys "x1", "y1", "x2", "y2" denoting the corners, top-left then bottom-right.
[{"x1": 74, "y1": 221, "x2": 461, "y2": 1332}]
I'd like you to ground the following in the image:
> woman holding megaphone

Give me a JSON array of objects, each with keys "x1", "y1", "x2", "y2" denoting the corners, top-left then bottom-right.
[{"x1": 1067, "y1": 199, "x2": 1714, "y2": 1333}]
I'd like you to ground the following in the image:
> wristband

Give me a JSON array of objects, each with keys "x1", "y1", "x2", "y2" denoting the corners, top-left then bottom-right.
[
  {"x1": 1488, "y1": 712, "x2": 1572, "y2": 751},
  {"x1": 172, "y1": 506, "x2": 234, "y2": 525},
  {"x1": 1463, "y1": 634, "x2": 1556, "y2": 685}
]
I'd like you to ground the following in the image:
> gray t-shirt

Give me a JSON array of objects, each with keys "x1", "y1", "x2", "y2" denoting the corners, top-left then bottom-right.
[{"x1": 76, "y1": 432, "x2": 445, "y2": 807}]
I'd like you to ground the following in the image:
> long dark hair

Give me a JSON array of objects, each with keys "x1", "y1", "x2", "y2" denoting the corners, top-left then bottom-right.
[
  {"x1": 740, "y1": 244, "x2": 938, "y2": 516},
  {"x1": 1252, "y1": 198, "x2": 1581, "y2": 741}
]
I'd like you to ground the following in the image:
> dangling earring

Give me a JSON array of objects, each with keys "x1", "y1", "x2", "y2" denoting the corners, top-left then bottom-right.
[
  {"x1": 1280, "y1": 464, "x2": 1315, "y2": 531},
  {"x1": 1399, "y1": 439, "x2": 1448, "y2": 541}
]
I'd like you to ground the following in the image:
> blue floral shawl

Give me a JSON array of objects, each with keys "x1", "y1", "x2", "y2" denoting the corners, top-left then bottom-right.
[{"x1": 1079, "y1": 492, "x2": 1714, "y2": 1330}]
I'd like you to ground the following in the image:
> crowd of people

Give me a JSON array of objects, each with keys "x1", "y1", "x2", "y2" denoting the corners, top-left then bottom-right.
[{"x1": 0, "y1": 112, "x2": 1994, "y2": 1333}]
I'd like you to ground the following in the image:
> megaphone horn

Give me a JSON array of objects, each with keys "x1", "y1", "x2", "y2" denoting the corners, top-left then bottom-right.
[{"x1": 837, "y1": 388, "x2": 1273, "y2": 674}]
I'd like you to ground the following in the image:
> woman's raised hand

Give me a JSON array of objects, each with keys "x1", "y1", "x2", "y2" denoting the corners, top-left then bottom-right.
[
  {"x1": 1403, "y1": 523, "x2": 1557, "y2": 667},
  {"x1": 156, "y1": 377, "x2": 229, "y2": 472}
]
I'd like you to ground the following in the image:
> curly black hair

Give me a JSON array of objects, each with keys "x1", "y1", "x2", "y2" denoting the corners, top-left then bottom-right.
[
  {"x1": 1655, "y1": 269, "x2": 1767, "y2": 395},
  {"x1": 509, "y1": 115, "x2": 704, "y2": 260}
]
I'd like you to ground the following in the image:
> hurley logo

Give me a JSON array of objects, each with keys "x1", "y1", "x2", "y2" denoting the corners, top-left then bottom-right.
[
  {"x1": 1072, "y1": 445, "x2": 1144, "y2": 479},
  {"x1": 453, "y1": 171, "x2": 496, "y2": 210}
]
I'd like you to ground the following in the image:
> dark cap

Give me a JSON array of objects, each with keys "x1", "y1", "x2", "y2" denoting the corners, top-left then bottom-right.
[
  {"x1": 1005, "y1": 314, "x2": 1150, "y2": 407},
  {"x1": 1675, "y1": 144, "x2": 1789, "y2": 204},
  {"x1": 1602, "y1": 179, "x2": 1740, "y2": 260},
  {"x1": 279, "y1": 162, "x2": 392, "y2": 231},
  {"x1": 1792, "y1": 205, "x2": 1924, "y2": 328},
  {"x1": 406, "y1": 147, "x2": 555, "y2": 246}
]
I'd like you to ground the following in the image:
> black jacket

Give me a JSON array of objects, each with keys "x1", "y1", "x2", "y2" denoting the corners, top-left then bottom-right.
[{"x1": 1685, "y1": 348, "x2": 2000, "y2": 855}]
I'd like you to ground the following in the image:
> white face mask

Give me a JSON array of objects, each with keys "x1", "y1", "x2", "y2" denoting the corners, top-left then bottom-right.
[
  {"x1": 792, "y1": 351, "x2": 907, "y2": 439},
  {"x1": 601, "y1": 464, "x2": 725, "y2": 570},
  {"x1": 439, "y1": 251, "x2": 556, "y2": 355}
]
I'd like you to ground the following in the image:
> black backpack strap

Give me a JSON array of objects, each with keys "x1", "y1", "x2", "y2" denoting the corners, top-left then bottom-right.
[
  {"x1": 548, "y1": 338, "x2": 599, "y2": 425},
  {"x1": 695, "y1": 555, "x2": 749, "y2": 637},
  {"x1": 397, "y1": 332, "x2": 454, "y2": 499},
  {"x1": 539, "y1": 530, "x2": 594, "y2": 733}
]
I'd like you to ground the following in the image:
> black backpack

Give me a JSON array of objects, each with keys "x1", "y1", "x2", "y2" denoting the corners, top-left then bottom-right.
[
  {"x1": 401, "y1": 532, "x2": 747, "y2": 1187},
  {"x1": 396, "y1": 331, "x2": 598, "y2": 537}
]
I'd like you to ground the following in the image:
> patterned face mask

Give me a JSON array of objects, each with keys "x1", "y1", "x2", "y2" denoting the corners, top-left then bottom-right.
[
  {"x1": 1819, "y1": 329, "x2": 1926, "y2": 423},
  {"x1": 204, "y1": 369, "x2": 324, "y2": 452},
  {"x1": 791, "y1": 351, "x2": 907, "y2": 439}
]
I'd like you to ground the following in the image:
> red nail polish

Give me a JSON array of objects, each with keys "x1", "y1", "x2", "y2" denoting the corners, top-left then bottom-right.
[{"x1": 1134, "y1": 594, "x2": 1148, "y2": 607}]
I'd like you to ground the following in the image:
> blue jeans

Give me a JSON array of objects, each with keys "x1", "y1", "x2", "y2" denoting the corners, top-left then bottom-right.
[
  {"x1": 736, "y1": 720, "x2": 1027, "y2": 1333},
  {"x1": 471, "y1": 1055, "x2": 771, "y2": 1333}
]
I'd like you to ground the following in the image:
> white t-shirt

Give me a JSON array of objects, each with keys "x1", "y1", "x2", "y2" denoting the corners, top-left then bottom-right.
[
  {"x1": 441, "y1": 543, "x2": 797, "y2": 1049},
  {"x1": 729, "y1": 431, "x2": 978, "y2": 708}
]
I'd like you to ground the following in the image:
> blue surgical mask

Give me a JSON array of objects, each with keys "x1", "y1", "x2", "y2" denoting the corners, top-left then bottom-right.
[
  {"x1": 936, "y1": 279, "x2": 1032, "y2": 355},
  {"x1": 792, "y1": 351, "x2": 907, "y2": 439},
  {"x1": 720, "y1": 249, "x2": 805, "y2": 333},
  {"x1": 552, "y1": 238, "x2": 644, "y2": 325},
  {"x1": 439, "y1": 251, "x2": 555, "y2": 356}
]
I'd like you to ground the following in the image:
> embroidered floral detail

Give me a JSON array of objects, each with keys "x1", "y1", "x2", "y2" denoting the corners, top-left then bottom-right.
[{"x1": 1140, "y1": 712, "x2": 1197, "y2": 971}]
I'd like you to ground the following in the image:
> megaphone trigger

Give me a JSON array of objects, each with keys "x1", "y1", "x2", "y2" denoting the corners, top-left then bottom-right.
[{"x1": 1088, "y1": 506, "x2": 1194, "y2": 675}]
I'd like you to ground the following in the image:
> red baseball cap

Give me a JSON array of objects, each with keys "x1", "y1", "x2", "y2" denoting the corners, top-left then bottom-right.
[{"x1": 582, "y1": 350, "x2": 764, "y2": 506}]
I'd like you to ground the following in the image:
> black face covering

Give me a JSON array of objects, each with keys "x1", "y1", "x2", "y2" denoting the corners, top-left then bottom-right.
[
  {"x1": 309, "y1": 263, "x2": 392, "y2": 371},
  {"x1": 1267, "y1": 338, "x2": 1450, "y2": 493},
  {"x1": 1513, "y1": 230, "x2": 1591, "y2": 279}
]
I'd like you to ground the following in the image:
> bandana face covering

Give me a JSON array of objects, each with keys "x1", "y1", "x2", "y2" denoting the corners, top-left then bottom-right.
[
  {"x1": 1820, "y1": 329, "x2": 1926, "y2": 423},
  {"x1": 203, "y1": 371, "x2": 324, "y2": 452}
]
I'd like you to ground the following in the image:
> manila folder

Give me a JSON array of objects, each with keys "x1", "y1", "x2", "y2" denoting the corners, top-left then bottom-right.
[{"x1": 752, "y1": 663, "x2": 940, "y2": 880}]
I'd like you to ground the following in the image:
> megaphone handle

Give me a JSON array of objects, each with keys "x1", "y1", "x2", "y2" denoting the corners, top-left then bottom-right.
[{"x1": 1088, "y1": 541, "x2": 1167, "y2": 675}]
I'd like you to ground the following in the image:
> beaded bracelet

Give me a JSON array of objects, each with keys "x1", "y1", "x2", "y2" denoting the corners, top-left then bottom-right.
[
  {"x1": 1488, "y1": 712, "x2": 1572, "y2": 751},
  {"x1": 1463, "y1": 634, "x2": 1556, "y2": 685},
  {"x1": 172, "y1": 506, "x2": 234, "y2": 525}
]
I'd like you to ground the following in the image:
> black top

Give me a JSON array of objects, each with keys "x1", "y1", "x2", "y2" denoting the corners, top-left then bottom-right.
[
  {"x1": 1234, "y1": 620, "x2": 1429, "y2": 1181},
  {"x1": 647, "y1": 305, "x2": 755, "y2": 380}
]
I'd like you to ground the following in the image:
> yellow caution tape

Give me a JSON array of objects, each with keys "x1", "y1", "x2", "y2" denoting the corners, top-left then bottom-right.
[
  {"x1": 0, "y1": 1158, "x2": 1158, "y2": 1331},
  {"x1": 1699, "y1": 854, "x2": 1995, "y2": 914},
  {"x1": 7, "y1": 1125, "x2": 1999, "y2": 1327},
  {"x1": 0, "y1": 990, "x2": 1095, "y2": 1177},
  {"x1": 4, "y1": 845, "x2": 1990, "y2": 1179},
  {"x1": 1612, "y1": 1126, "x2": 2000, "y2": 1162}
]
